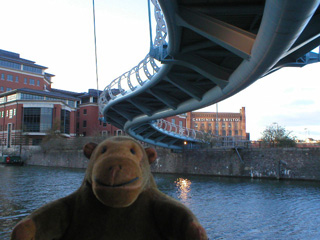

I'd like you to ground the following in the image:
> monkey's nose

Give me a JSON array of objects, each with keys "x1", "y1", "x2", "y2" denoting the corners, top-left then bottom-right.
[{"x1": 108, "y1": 165, "x2": 122, "y2": 186}]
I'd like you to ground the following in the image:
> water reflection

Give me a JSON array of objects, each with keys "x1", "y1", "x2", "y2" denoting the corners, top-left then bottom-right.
[
  {"x1": 175, "y1": 178, "x2": 191, "y2": 201},
  {"x1": 1, "y1": 167, "x2": 320, "y2": 240}
]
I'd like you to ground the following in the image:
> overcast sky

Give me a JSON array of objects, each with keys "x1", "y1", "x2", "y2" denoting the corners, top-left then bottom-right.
[{"x1": 1, "y1": 0, "x2": 319, "y2": 140}]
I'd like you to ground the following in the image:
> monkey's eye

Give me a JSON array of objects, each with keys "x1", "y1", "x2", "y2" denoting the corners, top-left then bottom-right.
[
  {"x1": 101, "y1": 146, "x2": 107, "y2": 154},
  {"x1": 130, "y1": 148, "x2": 136, "y2": 155}
]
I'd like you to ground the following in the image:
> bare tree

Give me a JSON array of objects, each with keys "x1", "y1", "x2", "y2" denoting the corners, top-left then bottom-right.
[{"x1": 261, "y1": 123, "x2": 296, "y2": 147}]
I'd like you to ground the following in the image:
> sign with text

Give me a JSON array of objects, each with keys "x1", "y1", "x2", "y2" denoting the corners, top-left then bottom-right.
[{"x1": 192, "y1": 118, "x2": 240, "y2": 122}]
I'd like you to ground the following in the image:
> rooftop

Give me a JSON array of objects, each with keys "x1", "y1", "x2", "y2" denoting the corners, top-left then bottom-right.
[
  {"x1": 0, "y1": 88, "x2": 80, "y2": 101},
  {"x1": 0, "y1": 49, "x2": 47, "y2": 69}
]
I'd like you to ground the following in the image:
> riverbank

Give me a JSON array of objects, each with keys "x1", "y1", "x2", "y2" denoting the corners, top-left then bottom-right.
[{"x1": 24, "y1": 147, "x2": 320, "y2": 181}]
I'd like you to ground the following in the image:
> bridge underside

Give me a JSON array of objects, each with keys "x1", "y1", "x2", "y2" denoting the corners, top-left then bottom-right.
[{"x1": 102, "y1": 0, "x2": 320, "y2": 149}]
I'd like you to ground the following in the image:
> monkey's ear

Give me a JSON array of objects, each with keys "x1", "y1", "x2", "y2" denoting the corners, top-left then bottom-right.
[
  {"x1": 83, "y1": 142, "x2": 98, "y2": 159},
  {"x1": 145, "y1": 147, "x2": 157, "y2": 164}
]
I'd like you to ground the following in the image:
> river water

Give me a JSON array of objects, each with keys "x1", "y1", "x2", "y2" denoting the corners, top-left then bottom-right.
[{"x1": 1, "y1": 165, "x2": 320, "y2": 239}]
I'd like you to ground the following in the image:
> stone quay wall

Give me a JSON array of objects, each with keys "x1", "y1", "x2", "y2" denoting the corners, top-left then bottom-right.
[
  {"x1": 26, "y1": 150, "x2": 89, "y2": 169},
  {"x1": 25, "y1": 147, "x2": 320, "y2": 181}
]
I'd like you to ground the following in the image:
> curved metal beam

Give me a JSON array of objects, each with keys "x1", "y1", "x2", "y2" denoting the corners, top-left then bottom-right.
[{"x1": 100, "y1": 0, "x2": 320, "y2": 149}]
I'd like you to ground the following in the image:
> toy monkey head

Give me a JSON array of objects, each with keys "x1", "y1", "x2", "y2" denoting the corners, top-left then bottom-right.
[{"x1": 83, "y1": 136, "x2": 157, "y2": 208}]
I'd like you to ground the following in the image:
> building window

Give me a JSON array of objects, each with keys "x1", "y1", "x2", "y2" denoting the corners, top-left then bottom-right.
[
  {"x1": 67, "y1": 101, "x2": 75, "y2": 108},
  {"x1": 9, "y1": 109, "x2": 13, "y2": 119},
  {"x1": 15, "y1": 76, "x2": 19, "y2": 83},
  {"x1": 222, "y1": 130, "x2": 226, "y2": 136},
  {"x1": 7, "y1": 74, "x2": 13, "y2": 82},
  {"x1": 32, "y1": 139, "x2": 42, "y2": 146},
  {"x1": 83, "y1": 120, "x2": 87, "y2": 128},
  {"x1": 83, "y1": 109, "x2": 87, "y2": 115},
  {"x1": 37, "y1": 80, "x2": 40, "y2": 86},
  {"x1": 235, "y1": 130, "x2": 239, "y2": 135},
  {"x1": 0, "y1": 87, "x2": 3, "y2": 92},
  {"x1": 13, "y1": 108, "x2": 16, "y2": 116},
  {"x1": 23, "y1": 65, "x2": 42, "y2": 74},
  {"x1": 228, "y1": 130, "x2": 232, "y2": 136},
  {"x1": 179, "y1": 121, "x2": 183, "y2": 127},
  {"x1": 41, "y1": 108, "x2": 53, "y2": 132},
  {"x1": 60, "y1": 109, "x2": 70, "y2": 134},
  {"x1": 23, "y1": 108, "x2": 40, "y2": 132},
  {"x1": 24, "y1": 78, "x2": 27, "y2": 84},
  {"x1": 103, "y1": 122, "x2": 107, "y2": 127},
  {"x1": 82, "y1": 97, "x2": 90, "y2": 104},
  {"x1": 20, "y1": 93, "x2": 44, "y2": 100},
  {"x1": 46, "y1": 97, "x2": 65, "y2": 102},
  {"x1": 23, "y1": 107, "x2": 53, "y2": 132},
  {"x1": 0, "y1": 60, "x2": 20, "y2": 70},
  {"x1": 29, "y1": 79, "x2": 35, "y2": 85},
  {"x1": 7, "y1": 94, "x2": 17, "y2": 102},
  {"x1": 1, "y1": 74, "x2": 4, "y2": 80},
  {"x1": 171, "y1": 119, "x2": 175, "y2": 125},
  {"x1": 6, "y1": 88, "x2": 12, "y2": 92},
  {"x1": 194, "y1": 123, "x2": 198, "y2": 128},
  {"x1": 222, "y1": 123, "x2": 225, "y2": 128}
]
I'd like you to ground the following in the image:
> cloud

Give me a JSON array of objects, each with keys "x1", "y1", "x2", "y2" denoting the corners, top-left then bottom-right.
[
  {"x1": 289, "y1": 99, "x2": 315, "y2": 106},
  {"x1": 263, "y1": 111, "x2": 320, "y2": 127}
]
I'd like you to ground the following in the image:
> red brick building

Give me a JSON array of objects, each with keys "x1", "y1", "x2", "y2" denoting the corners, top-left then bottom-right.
[
  {"x1": 186, "y1": 107, "x2": 248, "y2": 139},
  {"x1": 0, "y1": 88, "x2": 79, "y2": 147},
  {"x1": 49, "y1": 89, "x2": 122, "y2": 138},
  {"x1": 164, "y1": 114, "x2": 187, "y2": 128},
  {"x1": 52, "y1": 89, "x2": 122, "y2": 137},
  {"x1": 0, "y1": 49, "x2": 53, "y2": 92},
  {"x1": 0, "y1": 49, "x2": 120, "y2": 148},
  {"x1": 164, "y1": 108, "x2": 248, "y2": 139}
]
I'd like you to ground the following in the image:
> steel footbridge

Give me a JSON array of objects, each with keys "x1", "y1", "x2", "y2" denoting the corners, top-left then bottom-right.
[{"x1": 99, "y1": 0, "x2": 320, "y2": 149}]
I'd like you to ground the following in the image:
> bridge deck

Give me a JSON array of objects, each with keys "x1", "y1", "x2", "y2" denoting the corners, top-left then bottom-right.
[{"x1": 100, "y1": 0, "x2": 320, "y2": 149}]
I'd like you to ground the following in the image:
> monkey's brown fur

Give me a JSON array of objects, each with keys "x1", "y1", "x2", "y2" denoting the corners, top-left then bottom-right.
[{"x1": 11, "y1": 136, "x2": 207, "y2": 240}]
